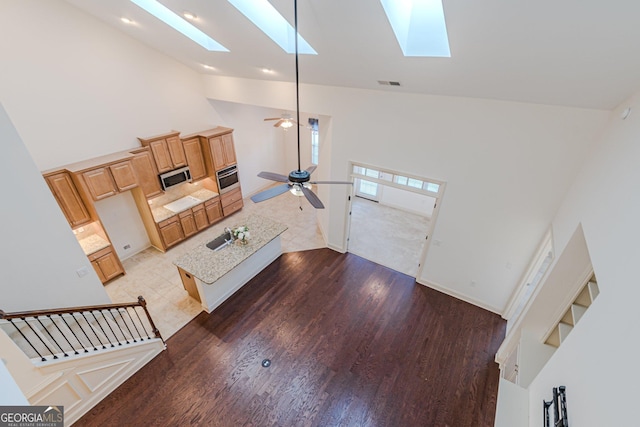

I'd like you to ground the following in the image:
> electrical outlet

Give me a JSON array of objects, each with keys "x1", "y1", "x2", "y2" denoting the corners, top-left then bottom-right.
[{"x1": 76, "y1": 266, "x2": 89, "y2": 278}]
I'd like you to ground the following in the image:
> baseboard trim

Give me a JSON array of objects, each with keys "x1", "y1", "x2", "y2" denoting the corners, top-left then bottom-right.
[
  {"x1": 327, "y1": 243, "x2": 346, "y2": 253},
  {"x1": 416, "y1": 278, "x2": 503, "y2": 315}
]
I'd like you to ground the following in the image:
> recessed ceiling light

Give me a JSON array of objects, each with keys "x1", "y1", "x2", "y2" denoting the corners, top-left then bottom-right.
[
  {"x1": 380, "y1": 0, "x2": 451, "y2": 57},
  {"x1": 261, "y1": 68, "x2": 273, "y2": 74},
  {"x1": 183, "y1": 11, "x2": 197, "y2": 20},
  {"x1": 227, "y1": 0, "x2": 317, "y2": 55},
  {"x1": 203, "y1": 64, "x2": 216, "y2": 70},
  {"x1": 120, "y1": 17, "x2": 135, "y2": 24},
  {"x1": 129, "y1": 0, "x2": 228, "y2": 52}
]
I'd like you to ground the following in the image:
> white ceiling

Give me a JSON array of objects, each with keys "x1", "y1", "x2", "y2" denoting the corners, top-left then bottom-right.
[{"x1": 65, "y1": 0, "x2": 640, "y2": 110}]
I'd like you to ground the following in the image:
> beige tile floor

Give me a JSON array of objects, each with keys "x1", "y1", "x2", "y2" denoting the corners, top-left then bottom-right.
[
  {"x1": 347, "y1": 196, "x2": 430, "y2": 277},
  {"x1": 105, "y1": 192, "x2": 427, "y2": 339},
  {"x1": 104, "y1": 191, "x2": 325, "y2": 339}
]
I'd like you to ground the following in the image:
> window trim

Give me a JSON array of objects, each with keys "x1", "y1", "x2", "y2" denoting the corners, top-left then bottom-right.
[{"x1": 351, "y1": 162, "x2": 444, "y2": 198}]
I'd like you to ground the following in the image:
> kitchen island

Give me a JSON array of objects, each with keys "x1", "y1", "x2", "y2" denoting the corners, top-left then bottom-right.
[{"x1": 173, "y1": 214, "x2": 288, "y2": 313}]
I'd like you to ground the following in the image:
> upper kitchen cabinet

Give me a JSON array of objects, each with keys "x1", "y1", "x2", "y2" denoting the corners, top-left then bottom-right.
[
  {"x1": 130, "y1": 147, "x2": 163, "y2": 199},
  {"x1": 182, "y1": 137, "x2": 207, "y2": 181},
  {"x1": 138, "y1": 131, "x2": 187, "y2": 173},
  {"x1": 182, "y1": 127, "x2": 237, "y2": 175},
  {"x1": 210, "y1": 133, "x2": 237, "y2": 170},
  {"x1": 43, "y1": 170, "x2": 92, "y2": 228},
  {"x1": 81, "y1": 160, "x2": 138, "y2": 201}
]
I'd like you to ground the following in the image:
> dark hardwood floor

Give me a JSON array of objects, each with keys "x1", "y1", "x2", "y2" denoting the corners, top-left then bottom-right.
[{"x1": 76, "y1": 249, "x2": 505, "y2": 427}]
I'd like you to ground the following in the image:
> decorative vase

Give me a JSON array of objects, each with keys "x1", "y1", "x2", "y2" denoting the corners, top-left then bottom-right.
[{"x1": 236, "y1": 239, "x2": 248, "y2": 246}]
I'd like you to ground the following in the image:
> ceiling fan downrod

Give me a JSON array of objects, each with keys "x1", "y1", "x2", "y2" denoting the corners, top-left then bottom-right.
[{"x1": 294, "y1": 0, "x2": 302, "y2": 174}]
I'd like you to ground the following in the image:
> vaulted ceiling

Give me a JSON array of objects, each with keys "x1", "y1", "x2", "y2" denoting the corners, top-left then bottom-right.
[{"x1": 65, "y1": 0, "x2": 640, "y2": 110}]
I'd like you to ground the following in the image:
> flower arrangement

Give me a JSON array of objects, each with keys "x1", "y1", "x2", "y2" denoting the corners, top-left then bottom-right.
[{"x1": 232, "y1": 225, "x2": 250, "y2": 244}]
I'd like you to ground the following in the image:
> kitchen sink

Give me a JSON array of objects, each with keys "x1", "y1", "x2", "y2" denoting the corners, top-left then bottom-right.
[
  {"x1": 163, "y1": 195, "x2": 201, "y2": 213},
  {"x1": 206, "y1": 231, "x2": 234, "y2": 251}
]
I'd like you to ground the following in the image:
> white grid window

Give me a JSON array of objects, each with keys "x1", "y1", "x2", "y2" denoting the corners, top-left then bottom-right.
[{"x1": 309, "y1": 118, "x2": 319, "y2": 165}]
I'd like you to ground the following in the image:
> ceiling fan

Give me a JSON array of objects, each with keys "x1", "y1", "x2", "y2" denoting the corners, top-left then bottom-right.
[
  {"x1": 263, "y1": 113, "x2": 300, "y2": 129},
  {"x1": 250, "y1": 0, "x2": 351, "y2": 209}
]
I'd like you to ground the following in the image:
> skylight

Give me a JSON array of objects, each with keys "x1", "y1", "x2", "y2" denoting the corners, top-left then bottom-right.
[
  {"x1": 227, "y1": 0, "x2": 317, "y2": 55},
  {"x1": 129, "y1": 0, "x2": 229, "y2": 52},
  {"x1": 380, "y1": 0, "x2": 450, "y2": 57}
]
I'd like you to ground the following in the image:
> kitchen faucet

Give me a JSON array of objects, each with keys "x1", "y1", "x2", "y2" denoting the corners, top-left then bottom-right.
[{"x1": 224, "y1": 227, "x2": 235, "y2": 242}]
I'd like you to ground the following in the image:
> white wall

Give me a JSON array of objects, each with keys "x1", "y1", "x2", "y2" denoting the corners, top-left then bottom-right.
[
  {"x1": 378, "y1": 186, "x2": 435, "y2": 218},
  {"x1": 0, "y1": 360, "x2": 29, "y2": 405},
  {"x1": 202, "y1": 75, "x2": 609, "y2": 312},
  {"x1": 527, "y1": 93, "x2": 640, "y2": 425},
  {"x1": 0, "y1": 0, "x2": 227, "y2": 308},
  {"x1": 207, "y1": 100, "x2": 287, "y2": 197},
  {"x1": 94, "y1": 192, "x2": 150, "y2": 260},
  {"x1": 0, "y1": 0, "x2": 616, "y2": 317},
  {"x1": 0, "y1": 0, "x2": 222, "y2": 171},
  {"x1": 0, "y1": 103, "x2": 110, "y2": 311}
]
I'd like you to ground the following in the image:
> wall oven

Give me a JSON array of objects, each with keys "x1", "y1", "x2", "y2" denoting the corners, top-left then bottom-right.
[{"x1": 216, "y1": 165, "x2": 240, "y2": 193}]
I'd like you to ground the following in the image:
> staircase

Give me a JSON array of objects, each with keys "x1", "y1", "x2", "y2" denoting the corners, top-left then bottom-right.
[{"x1": 0, "y1": 296, "x2": 165, "y2": 425}]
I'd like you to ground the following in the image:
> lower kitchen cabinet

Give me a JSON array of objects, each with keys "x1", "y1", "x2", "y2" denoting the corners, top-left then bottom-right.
[
  {"x1": 221, "y1": 187, "x2": 243, "y2": 216},
  {"x1": 205, "y1": 197, "x2": 223, "y2": 224},
  {"x1": 89, "y1": 246, "x2": 124, "y2": 283},
  {"x1": 193, "y1": 204, "x2": 209, "y2": 230},
  {"x1": 158, "y1": 215, "x2": 184, "y2": 249},
  {"x1": 179, "y1": 210, "x2": 198, "y2": 238}
]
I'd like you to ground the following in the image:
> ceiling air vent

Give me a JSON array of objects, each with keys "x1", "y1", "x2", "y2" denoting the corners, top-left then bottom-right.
[{"x1": 378, "y1": 80, "x2": 401, "y2": 86}]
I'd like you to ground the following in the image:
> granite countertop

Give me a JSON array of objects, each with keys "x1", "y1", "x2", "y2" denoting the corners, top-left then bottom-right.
[
  {"x1": 78, "y1": 234, "x2": 110, "y2": 255},
  {"x1": 173, "y1": 214, "x2": 288, "y2": 284},
  {"x1": 151, "y1": 188, "x2": 219, "y2": 223}
]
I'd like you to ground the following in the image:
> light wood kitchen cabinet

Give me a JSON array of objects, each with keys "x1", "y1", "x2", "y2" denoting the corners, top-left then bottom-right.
[
  {"x1": 82, "y1": 160, "x2": 138, "y2": 201},
  {"x1": 139, "y1": 132, "x2": 187, "y2": 173},
  {"x1": 221, "y1": 187, "x2": 244, "y2": 216},
  {"x1": 182, "y1": 127, "x2": 236, "y2": 177},
  {"x1": 109, "y1": 160, "x2": 138, "y2": 191},
  {"x1": 89, "y1": 245, "x2": 123, "y2": 283},
  {"x1": 158, "y1": 215, "x2": 184, "y2": 248},
  {"x1": 44, "y1": 171, "x2": 92, "y2": 228},
  {"x1": 192, "y1": 204, "x2": 209, "y2": 230},
  {"x1": 130, "y1": 148, "x2": 163, "y2": 199},
  {"x1": 82, "y1": 167, "x2": 117, "y2": 200},
  {"x1": 210, "y1": 133, "x2": 237, "y2": 171},
  {"x1": 205, "y1": 197, "x2": 223, "y2": 224},
  {"x1": 183, "y1": 138, "x2": 207, "y2": 181},
  {"x1": 179, "y1": 209, "x2": 197, "y2": 238}
]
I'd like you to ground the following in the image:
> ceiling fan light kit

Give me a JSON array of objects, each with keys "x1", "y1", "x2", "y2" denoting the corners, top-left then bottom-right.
[{"x1": 251, "y1": 0, "x2": 352, "y2": 209}]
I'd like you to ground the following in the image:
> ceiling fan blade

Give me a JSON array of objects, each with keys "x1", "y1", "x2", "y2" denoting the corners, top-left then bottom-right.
[
  {"x1": 301, "y1": 186, "x2": 325, "y2": 209},
  {"x1": 258, "y1": 171, "x2": 289, "y2": 182},
  {"x1": 310, "y1": 180, "x2": 353, "y2": 185},
  {"x1": 274, "y1": 119, "x2": 285, "y2": 127},
  {"x1": 250, "y1": 184, "x2": 290, "y2": 203},
  {"x1": 264, "y1": 117, "x2": 280, "y2": 121},
  {"x1": 306, "y1": 165, "x2": 317, "y2": 175}
]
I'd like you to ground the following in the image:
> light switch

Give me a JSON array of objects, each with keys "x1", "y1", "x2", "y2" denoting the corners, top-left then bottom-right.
[{"x1": 76, "y1": 266, "x2": 89, "y2": 278}]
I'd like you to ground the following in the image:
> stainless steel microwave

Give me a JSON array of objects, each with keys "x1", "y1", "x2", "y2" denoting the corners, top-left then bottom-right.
[{"x1": 159, "y1": 166, "x2": 191, "y2": 191}]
